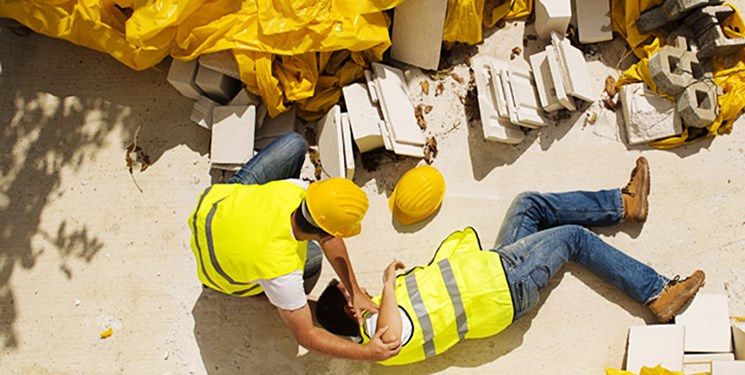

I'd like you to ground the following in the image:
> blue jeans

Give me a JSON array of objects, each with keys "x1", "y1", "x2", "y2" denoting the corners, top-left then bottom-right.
[
  {"x1": 226, "y1": 131, "x2": 321, "y2": 291},
  {"x1": 491, "y1": 190, "x2": 669, "y2": 321}
]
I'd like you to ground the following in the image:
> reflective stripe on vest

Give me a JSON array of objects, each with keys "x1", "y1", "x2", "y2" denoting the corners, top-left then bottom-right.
[{"x1": 191, "y1": 186, "x2": 221, "y2": 291}]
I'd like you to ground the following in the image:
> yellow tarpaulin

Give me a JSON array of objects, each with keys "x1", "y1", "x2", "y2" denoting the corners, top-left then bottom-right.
[
  {"x1": 443, "y1": 0, "x2": 533, "y2": 45},
  {"x1": 612, "y1": 0, "x2": 745, "y2": 148}
]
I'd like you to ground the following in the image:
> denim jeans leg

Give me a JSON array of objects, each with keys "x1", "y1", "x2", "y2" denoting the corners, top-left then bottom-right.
[
  {"x1": 493, "y1": 225, "x2": 668, "y2": 320},
  {"x1": 495, "y1": 190, "x2": 624, "y2": 249},
  {"x1": 227, "y1": 131, "x2": 307, "y2": 185},
  {"x1": 303, "y1": 241, "x2": 323, "y2": 294}
]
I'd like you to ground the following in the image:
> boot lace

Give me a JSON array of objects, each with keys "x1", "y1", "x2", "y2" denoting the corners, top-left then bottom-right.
[
  {"x1": 622, "y1": 166, "x2": 639, "y2": 195},
  {"x1": 667, "y1": 275, "x2": 681, "y2": 286}
]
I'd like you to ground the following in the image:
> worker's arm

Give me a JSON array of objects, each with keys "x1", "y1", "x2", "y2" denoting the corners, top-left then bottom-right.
[
  {"x1": 376, "y1": 260, "x2": 405, "y2": 343},
  {"x1": 277, "y1": 304, "x2": 401, "y2": 360},
  {"x1": 319, "y1": 236, "x2": 378, "y2": 323}
]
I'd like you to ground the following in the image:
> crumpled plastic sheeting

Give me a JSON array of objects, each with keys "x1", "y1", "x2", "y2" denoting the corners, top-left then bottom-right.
[
  {"x1": 612, "y1": 0, "x2": 745, "y2": 149},
  {"x1": 606, "y1": 364, "x2": 707, "y2": 375},
  {"x1": 443, "y1": 0, "x2": 533, "y2": 45},
  {"x1": 0, "y1": 0, "x2": 401, "y2": 120}
]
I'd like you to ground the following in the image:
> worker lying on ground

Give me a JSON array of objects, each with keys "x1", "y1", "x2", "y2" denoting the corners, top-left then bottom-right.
[
  {"x1": 315, "y1": 157, "x2": 705, "y2": 365},
  {"x1": 189, "y1": 131, "x2": 401, "y2": 361}
]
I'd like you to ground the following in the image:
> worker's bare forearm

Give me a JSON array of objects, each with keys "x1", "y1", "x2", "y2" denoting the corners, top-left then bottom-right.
[
  {"x1": 321, "y1": 237, "x2": 362, "y2": 292},
  {"x1": 377, "y1": 282, "x2": 402, "y2": 343},
  {"x1": 298, "y1": 327, "x2": 372, "y2": 360}
]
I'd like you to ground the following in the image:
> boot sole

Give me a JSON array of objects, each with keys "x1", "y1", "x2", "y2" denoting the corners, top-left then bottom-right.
[{"x1": 639, "y1": 158, "x2": 650, "y2": 222}]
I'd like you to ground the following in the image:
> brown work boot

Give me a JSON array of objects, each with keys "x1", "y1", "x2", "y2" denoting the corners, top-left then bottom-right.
[
  {"x1": 648, "y1": 270, "x2": 705, "y2": 323},
  {"x1": 622, "y1": 157, "x2": 650, "y2": 222}
]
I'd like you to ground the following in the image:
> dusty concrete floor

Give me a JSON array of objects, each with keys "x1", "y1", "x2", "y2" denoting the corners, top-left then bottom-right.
[{"x1": 2, "y1": 12, "x2": 745, "y2": 375}]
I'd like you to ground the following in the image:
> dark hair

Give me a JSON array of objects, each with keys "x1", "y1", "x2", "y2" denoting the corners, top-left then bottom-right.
[
  {"x1": 315, "y1": 280, "x2": 359, "y2": 336},
  {"x1": 293, "y1": 202, "x2": 330, "y2": 236}
]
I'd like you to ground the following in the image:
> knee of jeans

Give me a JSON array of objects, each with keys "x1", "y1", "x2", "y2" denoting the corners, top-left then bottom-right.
[
  {"x1": 514, "y1": 191, "x2": 541, "y2": 208},
  {"x1": 284, "y1": 131, "x2": 308, "y2": 158}
]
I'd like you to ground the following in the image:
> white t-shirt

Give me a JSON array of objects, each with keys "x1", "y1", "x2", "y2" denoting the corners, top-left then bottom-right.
[
  {"x1": 362, "y1": 307, "x2": 414, "y2": 345},
  {"x1": 255, "y1": 178, "x2": 311, "y2": 311}
]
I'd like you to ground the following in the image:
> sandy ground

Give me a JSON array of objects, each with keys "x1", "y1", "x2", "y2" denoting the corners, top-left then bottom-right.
[{"x1": 2, "y1": 10, "x2": 745, "y2": 375}]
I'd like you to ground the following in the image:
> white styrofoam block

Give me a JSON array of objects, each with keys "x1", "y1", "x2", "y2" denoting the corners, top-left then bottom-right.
[
  {"x1": 683, "y1": 362, "x2": 711, "y2": 374},
  {"x1": 534, "y1": 0, "x2": 572, "y2": 39},
  {"x1": 545, "y1": 45, "x2": 577, "y2": 111},
  {"x1": 626, "y1": 325, "x2": 685, "y2": 373},
  {"x1": 372, "y1": 63, "x2": 425, "y2": 147},
  {"x1": 553, "y1": 32, "x2": 598, "y2": 103},
  {"x1": 340, "y1": 113, "x2": 355, "y2": 180},
  {"x1": 390, "y1": 0, "x2": 448, "y2": 70},
  {"x1": 684, "y1": 352, "x2": 735, "y2": 373},
  {"x1": 734, "y1": 321, "x2": 745, "y2": 360},
  {"x1": 210, "y1": 105, "x2": 256, "y2": 166},
  {"x1": 470, "y1": 57, "x2": 526, "y2": 144},
  {"x1": 364, "y1": 70, "x2": 380, "y2": 104},
  {"x1": 529, "y1": 51, "x2": 564, "y2": 112},
  {"x1": 167, "y1": 59, "x2": 203, "y2": 99},
  {"x1": 574, "y1": 0, "x2": 613, "y2": 44},
  {"x1": 505, "y1": 68, "x2": 547, "y2": 127},
  {"x1": 675, "y1": 294, "x2": 732, "y2": 353},
  {"x1": 620, "y1": 82, "x2": 682, "y2": 145},
  {"x1": 198, "y1": 50, "x2": 241, "y2": 80},
  {"x1": 228, "y1": 88, "x2": 260, "y2": 107},
  {"x1": 317, "y1": 105, "x2": 345, "y2": 179},
  {"x1": 342, "y1": 83, "x2": 385, "y2": 153},
  {"x1": 255, "y1": 105, "x2": 296, "y2": 145},
  {"x1": 195, "y1": 65, "x2": 242, "y2": 104},
  {"x1": 191, "y1": 95, "x2": 220, "y2": 130},
  {"x1": 378, "y1": 113, "x2": 424, "y2": 157},
  {"x1": 712, "y1": 360, "x2": 745, "y2": 374}
]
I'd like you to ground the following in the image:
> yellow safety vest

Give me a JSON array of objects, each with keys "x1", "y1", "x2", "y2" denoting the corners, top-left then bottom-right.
[
  {"x1": 361, "y1": 227, "x2": 514, "y2": 365},
  {"x1": 188, "y1": 181, "x2": 307, "y2": 296}
]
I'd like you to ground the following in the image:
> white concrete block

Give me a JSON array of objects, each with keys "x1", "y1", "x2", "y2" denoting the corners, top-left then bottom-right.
[
  {"x1": 191, "y1": 95, "x2": 220, "y2": 130},
  {"x1": 167, "y1": 59, "x2": 203, "y2": 99},
  {"x1": 379, "y1": 117, "x2": 394, "y2": 151},
  {"x1": 254, "y1": 106, "x2": 296, "y2": 150},
  {"x1": 504, "y1": 68, "x2": 547, "y2": 127},
  {"x1": 342, "y1": 83, "x2": 385, "y2": 153},
  {"x1": 198, "y1": 50, "x2": 241, "y2": 80},
  {"x1": 620, "y1": 82, "x2": 682, "y2": 145},
  {"x1": 195, "y1": 65, "x2": 242, "y2": 104},
  {"x1": 626, "y1": 325, "x2": 685, "y2": 373},
  {"x1": 210, "y1": 105, "x2": 256, "y2": 167},
  {"x1": 364, "y1": 70, "x2": 380, "y2": 104},
  {"x1": 684, "y1": 352, "x2": 735, "y2": 374},
  {"x1": 529, "y1": 51, "x2": 564, "y2": 112},
  {"x1": 390, "y1": 0, "x2": 447, "y2": 70},
  {"x1": 378, "y1": 112, "x2": 424, "y2": 157},
  {"x1": 340, "y1": 113, "x2": 355, "y2": 180},
  {"x1": 470, "y1": 57, "x2": 526, "y2": 144},
  {"x1": 228, "y1": 88, "x2": 260, "y2": 107},
  {"x1": 545, "y1": 45, "x2": 577, "y2": 111},
  {"x1": 712, "y1": 360, "x2": 745, "y2": 375},
  {"x1": 675, "y1": 294, "x2": 732, "y2": 353},
  {"x1": 574, "y1": 0, "x2": 613, "y2": 44},
  {"x1": 734, "y1": 321, "x2": 745, "y2": 360},
  {"x1": 316, "y1": 105, "x2": 345, "y2": 179},
  {"x1": 372, "y1": 63, "x2": 425, "y2": 147},
  {"x1": 552, "y1": 32, "x2": 598, "y2": 103},
  {"x1": 534, "y1": 0, "x2": 572, "y2": 39}
]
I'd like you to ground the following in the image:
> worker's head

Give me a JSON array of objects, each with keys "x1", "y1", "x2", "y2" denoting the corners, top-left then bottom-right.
[
  {"x1": 315, "y1": 279, "x2": 359, "y2": 336},
  {"x1": 389, "y1": 165, "x2": 445, "y2": 225},
  {"x1": 303, "y1": 178, "x2": 368, "y2": 238}
]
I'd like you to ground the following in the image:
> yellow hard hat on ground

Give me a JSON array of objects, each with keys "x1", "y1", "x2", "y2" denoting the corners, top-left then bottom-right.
[
  {"x1": 305, "y1": 178, "x2": 369, "y2": 238},
  {"x1": 389, "y1": 165, "x2": 446, "y2": 225}
]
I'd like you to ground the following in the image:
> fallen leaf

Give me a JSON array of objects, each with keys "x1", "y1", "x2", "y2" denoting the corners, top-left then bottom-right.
[
  {"x1": 420, "y1": 81, "x2": 430, "y2": 95},
  {"x1": 415, "y1": 105, "x2": 427, "y2": 130},
  {"x1": 428, "y1": 66, "x2": 454, "y2": 80},
  {"x1": 100, "y1": 327, "x2": 113, "y2": 339},
  {"x1": 586, "y1": 112, "x2": 598, "y2": 124},
  {"x1": 125, "y1": 126, "x2": 150, "y2": 193},
  {"x1": 449, "y1": 73, "x2": 465, "y2": 85},
  {"x1": 602, "y1": 97, "x2": 617, "y2": 111},
  {"x1": 510, "y1": 47, "x2": 522, "y2": 60},
  {"x1": 604, "y1": 76, "x2": 617, "y2": 97},
  {"x1": 435, "y1": 82, "x2": 445, "y2": 96},
  {"x1": 424, "y1": 137, "x2": 438, "y2": 164},
  {"x1": 423, "y1": 105, "x2": 432, "y2": 114},
  {"x1": 308, "y1": 148, "x2": 322, "y2": 180}
]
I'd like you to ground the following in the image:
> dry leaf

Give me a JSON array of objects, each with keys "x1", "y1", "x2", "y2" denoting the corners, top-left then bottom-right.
[
  {"x1": 125, "y1": 126, "x2": 150, "y2": 193},
  {"x1": 308, "y1": 148, "x2": 322, "y2": 180},
  {"x1": 449, "y1": 73, "x2": 465, "y2": 85},
  {"x1": 586, "y1": 112, "x2": 598, "y2": 124},
  {"x1": 604, "y1": 76, "x2": 617, "y2": 97},
  {"x1": 510, "y1": 47, "x2": 522, "y2": 60},
  {"x1": 100, "y1": 327, "x2": 113, "y2": 339},
  {"x1": 420, "y1": 81, "x2": 430, "y2": 95},
  {"x1": 424, "y1": 137, "x2": 438, "y2": 165},
  {"x1": 428, "y1": 66, "x2": 454, "y2": 80},
  {"x1": 435, "y1": 82, "x2": 445, "y2": 96},
  {"x1": 415, "y1": 105, "x2": 427, "y2": 130},
  {"x1": 602, "y1": 97, "x2": 617, "y2": 111},
  {"x1": 423, "y1": 105, "x2": 432, "y2": 114}
]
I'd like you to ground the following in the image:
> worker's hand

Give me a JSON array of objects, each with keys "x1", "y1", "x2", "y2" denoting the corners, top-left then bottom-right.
[
  {"x1": 350, "y1": 290, "x2": 378, "y2": 325},
  {"x1": 364, "y1": 326, "x2": 402, "y2": 361},
  {"x1": 383, "y1": 259, "x2": 405, "y2": 285}
]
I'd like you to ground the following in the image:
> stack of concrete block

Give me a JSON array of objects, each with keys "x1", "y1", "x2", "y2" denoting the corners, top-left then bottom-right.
[
  {"x1": 636, "y1": 0, "x2": 723, "y2": 34},
  {"x1": 684, "y1": 4, "x2": 745, "y2": 59},
  {"x1": 390, "y1": 0, "x2": 447, "y2": 70},
  {"x1": 198, "y1": 50, "x2": 242, "y2": 80},
  {"x1": 167, "y1": 59, "x2": 204, "y2": 100},
  {"x1": 619, "y1": 82, "x2": 683, "y2": 145},
  {"x1": 316, "y1": 105, "x2": 355, "y2": 179},
  {"x1": 210, "y1": 105, "x2": 256, "y2": 171},
  {"x1": 194, "y1": 64, "x2": 242, "y2": 104}
]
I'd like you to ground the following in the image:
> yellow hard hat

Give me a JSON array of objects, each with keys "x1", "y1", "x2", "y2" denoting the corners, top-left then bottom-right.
[
  {"x1": 306, "y1": 178, "x2": 369, "y2": 238},
  {"x1": 389, "y1": 165, "x2": 445, "y2": 225}
]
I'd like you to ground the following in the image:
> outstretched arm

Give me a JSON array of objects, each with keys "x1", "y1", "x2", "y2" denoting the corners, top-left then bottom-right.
[
  {"x1": 277, "y1": 304, "x2": 401, "y2": 360},
  {"x1": 376, "y1": 260, "x2": 405, "y2": 343},
  {"x1": 320, "y1": 237, "x2": 378, "y2": 323}
]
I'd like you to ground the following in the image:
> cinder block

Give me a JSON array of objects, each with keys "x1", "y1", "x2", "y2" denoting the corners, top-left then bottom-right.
[
  {"x1": 711, "y1": 360, "x2": 745, "y2": 375},
  {"x1": 342, "y1": 83, "x2": 385, "y2": 153},
  {"x1": 620, "y1": 82, "x2": 682, "y2": 145},
  {"x1": 316, "y1": 106, "x2": 345, "y2": 179},
  {"x1": 228, "y1": 88, "x2": 260, "y2": 107},
  {"x1": 502, "y1": 68, "x2": 547, "y2": 127},
  {"x1": 637, "y1": 0, "x2": 718, "y2": 34},
  {"x1": 534, "y1": 0, "x2": 572, "y2": 39},
  {"x1": 390, "y1": 0, "x2": 448, "y2": 70},
  {"x1": 626, "y1": 325, "x2": 685, "y2": 373},
  {"x1": 191, "y1": 95, "x2": 220, "y2": 130},
  {"x1": 167, "y1": 59, "x2": 203, "y2": 99},
  {"x1": 198, "y1": 50, "x2": 241, "y2": 80},
  {"x1": 372, "y1": 63, "x2": 425, "y2": 148},
  {"x1": 649, "y1": 36, "x2": 701, "y2": 96},
  {"x1": 254, "y1": 106, "x2": 296, "y2": 150},
  {"x1": 734, "y1": 321, "x2": 745, "y2": 360},
  {"x1": 210, "y1": 105, "x2": 256, "y2": 169},
  {"x1": 340, "y1": 113, "x2": 355, "y2": 180},
  {"x1": 675, "y1": 294, "x2": 731, "y2": 352},
  {"x1": 687, "y1": 5, "x2": 745, "y2": 59},
  {"x1": 470, "y1": 56, "x2": 526, "y2": 144},
  {"x1": 575, "y1": 0, "x2": 613, "y2": 44},
  {"x1": 529, "y1": 51, "x2": 564, "y2": 112},
  {"x1": 676, "y1": 79, "x2": 720, "y2": 128},
  {"x1": 545, "y1": 45, "x2": 577, "y2": 110},
  {"x1": 552, "y1": 32, "x2": 598, "y2": 103},
  {"x1": 195, "y1": 65, "x2": 242, "y2": 104}
]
